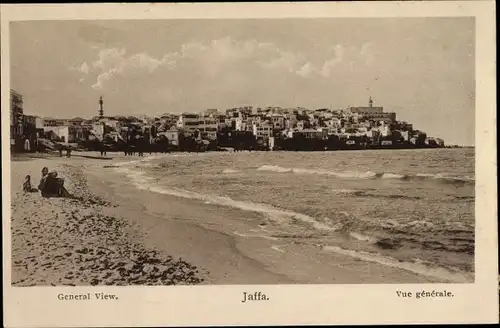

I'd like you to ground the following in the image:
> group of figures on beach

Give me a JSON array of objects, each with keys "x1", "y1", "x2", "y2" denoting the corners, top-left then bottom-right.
[
  {"x1": 23, "y1": 167, "x2": 70, "y2": 198},
  {"x1": 97, "y1": 149, "x2": 145, "y2": 157},
  {"x1": 97, "y1": 147, "x2": 169, "y2": 157}
]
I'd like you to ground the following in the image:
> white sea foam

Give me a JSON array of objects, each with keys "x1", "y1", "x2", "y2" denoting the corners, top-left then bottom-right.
[
  {"x1": 416, "y1": 173, "x2": 436, "y2": 178},
  {"x1": 331, "y1": 189, "x2": 359, "y2": 194},
  {"x1": 349, "y1": 232, "x2": 377, "y2": 243},
  {"x1": 233, "y1": 231, "x2": 279, "y2": 241},
  {"x1": 381, "y1": 173, "x2": 405, "y2": 179},
  {"x1": 222, "y1": 168, "x2": 241, "y2": 174},
  {"x1": 119, "y1": 166, "x2": 339, "y2": 232},
  {"x1": 271, "y1": 245, "x2": 286, "y2": 253},
  {"x1": 322, "y1": 245, "x2": 472, "y2": 283},
  {"x1": 255, "y1": 165, "x2": 474, "y2": 183},
  {"x1": 257, "y1": 165, "x2": 292, "y2": 173},
  {"x1": 417, "y1": 172, "x2": 475, "y2": 182},
  {"x1": 257, "y1": 165, "x2": 377, "y2": 179}
]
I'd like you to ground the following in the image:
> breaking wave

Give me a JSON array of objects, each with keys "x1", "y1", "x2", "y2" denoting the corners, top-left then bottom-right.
[
  {"x1": 117, "y1": 166, "x2": 340, "y2": 232},
  {"x1": 222, "y1": 168, "x2": 241, "y2": 174},
  {"x1": 256, "y1": 165, "x2": 474, "y2": 185},
  {"x1": 321, "y1": 246, "x2": 473, "y2": 283},
  {"x1": 257, "y1": 165, "x2": 377, "y2": 179}
]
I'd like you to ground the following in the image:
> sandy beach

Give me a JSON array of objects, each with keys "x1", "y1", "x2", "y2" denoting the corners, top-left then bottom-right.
[
  {"x1": 10, "y1": 153, "x2": 206, "y2": 286},
  {"x1": 10, "y1": 151, "x2": 451, "y2": 285}
]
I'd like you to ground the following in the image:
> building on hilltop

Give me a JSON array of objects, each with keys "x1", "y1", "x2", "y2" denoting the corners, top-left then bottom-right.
[
  {"x1": 348, "y1": 97, "x2": 396, "y2": 123},
  {"x1": 205, "y1": 108, "x2": 218, "y2": 114}
]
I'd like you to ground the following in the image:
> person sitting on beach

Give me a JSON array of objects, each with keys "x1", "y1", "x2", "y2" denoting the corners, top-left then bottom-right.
[
  {"x1": 38, "y1": 167, "x2": 70, "y2": 197},
  {"x1": 23, "y1": 175, "x2": 38, "y2": 192},
  {"x1": 38, "y1": 167, "x2": 49, "y2": 192}
]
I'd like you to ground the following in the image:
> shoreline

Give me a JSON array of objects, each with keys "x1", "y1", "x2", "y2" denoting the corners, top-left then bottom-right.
[
  {"x1": 10, "y1": 152, "x2": 470, "y2": 285},
  {"x1": 10, "y1": 146, "x2": 473, "y2": 161},
  {"x1": 10, "y1": 157, "x2": 207, "y2": 286}
]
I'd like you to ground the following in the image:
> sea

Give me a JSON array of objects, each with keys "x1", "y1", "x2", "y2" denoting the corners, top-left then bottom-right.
[{"x1": 114, "y1": 148, "x2": 475, "y2": 282}]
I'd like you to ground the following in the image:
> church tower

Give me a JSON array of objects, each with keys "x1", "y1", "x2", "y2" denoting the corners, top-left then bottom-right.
[{"x1": 369, "y1": 96, "x2": 373, "y2": 107}]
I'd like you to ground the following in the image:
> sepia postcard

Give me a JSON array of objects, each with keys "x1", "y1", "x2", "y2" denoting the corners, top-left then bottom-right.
[{"x1": 1, "y1": 1, "x2": 498, "y2": 326}]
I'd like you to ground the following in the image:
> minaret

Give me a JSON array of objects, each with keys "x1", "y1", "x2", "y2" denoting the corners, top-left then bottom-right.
[
  {"x1": 98, "y1": 96, "x2": 104, "y2": 118},
  {"x1": 369, "y1": 96, "x2": 373, "y2": 107}
]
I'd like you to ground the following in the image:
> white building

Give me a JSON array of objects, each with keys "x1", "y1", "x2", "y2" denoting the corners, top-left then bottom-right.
[
  {"x1": 198, "y1": 115, "x2": 218, "y2": 140},
  {"x1": 379, "y1": 125, "x2": 392, "y2": 137},
  {"x1": 235, "y1": 117, "x2": 246, "y2": 131},
  {"x1": 160, "y1": 128, "x2": 180, "y2": 146},
  {"x1": 42, "y1": 126, "x2": 74, "y2": 143},
  {"x1": 253, "y1": 122, "x2": 273, "y2": 138},
  {"x1": 99, "y1": 117, "x2": 120, "y2": 130},
  {"x1": 270, "y1": 115, "x2": 286, "y2": 130},
  {"x1": 91, "y1": 122, "x2": 105, "y2": 140},
  {"x1": 177, "y1": 113, "x2": 200, "y2": 132}
]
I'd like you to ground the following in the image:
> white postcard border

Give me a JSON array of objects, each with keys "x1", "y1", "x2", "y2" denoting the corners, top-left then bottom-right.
[{"x1": 1, "y1": 2, "x2": 497, "y2": 326}]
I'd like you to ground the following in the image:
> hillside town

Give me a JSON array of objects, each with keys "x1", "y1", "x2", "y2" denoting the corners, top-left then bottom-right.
[{"x1": 10, "y1": 89, "x2": 445, "y2": 154}]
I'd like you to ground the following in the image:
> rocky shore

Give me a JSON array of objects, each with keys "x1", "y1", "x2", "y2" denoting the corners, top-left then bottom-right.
[{"x1": 11, "y1": 162, "x2": 206, "y2": 286}]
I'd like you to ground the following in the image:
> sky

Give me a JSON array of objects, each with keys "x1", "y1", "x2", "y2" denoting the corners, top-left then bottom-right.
[{"x1": 10, "y1": 18, "x2": 475, "y2": 146}]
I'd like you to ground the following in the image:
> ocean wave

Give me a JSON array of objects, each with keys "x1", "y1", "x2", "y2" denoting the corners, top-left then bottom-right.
[
  {"x1": 331, "y1": 189, "x2": 365, "y2": 196},
  {"x1": 256, "y1": 165, "x2": 474, "y2": 185},
  {"x1": 257, "y1": 165, "x2": 292, "y2": 173},
  {"x1": 120, "y1": 167, "x2": 340, "y2": 232},
  {"x1": 222, "y1": 168, "x2": 241, "y2": 174},
  {"x1": 453, "y1": 195, "x2": 475, "y2": 201},
  {"x1": 321, "y1": 245, "x2": 473, "y2": 283},
  {"x1": 349, "y1": 232, "x2": 377, "y2": 243},
  {"x1": 257, "y1": 165, "x2": 377, "y2": 179},
  {"x1": 332, "y1": 189, "x2": 421, "y2": 200},
  {"x1": 333, "y1": 191, "x2": 473, "y2": 202},
  {"x1": 233, "y1": 231, "x2": 279, "y2": 241},
  {"x1": 380, "y1": 173, "x2": 406, "y2": 179},
  {"x1": 379, "y1": 219, "x2": 435, "y2": 230}
]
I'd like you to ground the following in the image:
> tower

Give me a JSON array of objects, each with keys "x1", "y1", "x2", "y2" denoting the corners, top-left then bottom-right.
[
  {"x1": 369, "y1": 96, "x2": 373, "y2": 107},
  {"x1": 98, "y1": 96, "x2": 104, "y2": 118}
]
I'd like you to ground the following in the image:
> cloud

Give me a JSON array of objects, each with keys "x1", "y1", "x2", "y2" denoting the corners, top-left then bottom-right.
[
  {"x1": 90, "y1": 48, "x2": 177, "y2": 89},
  {"x1": 296, "y1": 62, "x2": 317, "y2": 77},
  {"x1": 319, "y1": 43, "x2": 376, "y2": 77},
  {"x1": 92, "y1": 48, "x2": 127, "y2": 71},
  {"x1": 69, "y1": 61, "x2": 90, "y2": 75},
  {"x1": 86, "y1": 38, "x2": 378, "y2": 90},
  {"x1": 80, "y1": 62, "x2": 90, "y2": 74},
  {"x1": 320, "y1": 45, "x2": 345, "y2": 77}
]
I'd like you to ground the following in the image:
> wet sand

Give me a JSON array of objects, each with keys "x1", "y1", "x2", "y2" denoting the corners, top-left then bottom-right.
[{"x1": 10, "y1": 151, "x2": 446, "y2": 285}]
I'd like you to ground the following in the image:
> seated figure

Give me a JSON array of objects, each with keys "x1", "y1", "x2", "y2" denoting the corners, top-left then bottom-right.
[
  {"x1": 39, "y1": 168, "x2": 67, "y2": 197},
  {"x1": 23, "y1": 175, "x2": 38, "y2": 192}
]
